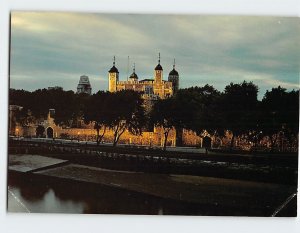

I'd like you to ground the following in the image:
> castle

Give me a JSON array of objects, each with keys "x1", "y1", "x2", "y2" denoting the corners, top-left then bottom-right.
[
  {"x1": 9, "y1": 54, "x2": 209, "y2": 148},
  {"x1": 108, "y1": 53, "x2": 179, "y2": 99}
]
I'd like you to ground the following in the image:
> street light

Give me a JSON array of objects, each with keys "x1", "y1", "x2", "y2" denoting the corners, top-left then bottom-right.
[
  {"x1": 77, "y1": 131, "x2": 80, "y2": 142},
  {"x1": 149, "y1": 133, "x2": 152, "y2": 148},
  {"x1": 16, "y1": 128, "x2": 19, "y2": 138}
]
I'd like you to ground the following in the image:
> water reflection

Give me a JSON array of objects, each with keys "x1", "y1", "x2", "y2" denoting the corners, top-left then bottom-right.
[
  {"x1": 8, "y1": 174, "x2": 203, "y2": 215},
  {"x1": 8, "y1": 186, "x2": 85, "y2": 213}
]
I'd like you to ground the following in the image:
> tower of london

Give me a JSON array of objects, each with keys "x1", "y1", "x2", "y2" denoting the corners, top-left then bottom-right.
[{"x1": 108, "y1": 53, "x2": 179, "y2": 99}]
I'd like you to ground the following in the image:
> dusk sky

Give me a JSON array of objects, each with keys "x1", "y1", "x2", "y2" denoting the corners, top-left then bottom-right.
[{"x1": 10, "y1": 12, "x2": 299, "y2": 99}]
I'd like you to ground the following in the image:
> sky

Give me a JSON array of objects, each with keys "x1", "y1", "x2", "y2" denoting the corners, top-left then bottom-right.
[{"x1": 9, "y1": 12, "x2": 300, "y2": 99}]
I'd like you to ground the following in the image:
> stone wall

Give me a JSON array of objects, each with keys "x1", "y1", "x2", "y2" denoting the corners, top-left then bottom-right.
[
  {"x1": 11, "y1": 112, "x2": 204, "y2": 148},
  {"x1": 60, "y1": 126, "x2": 176, "y2": 147},
  {"x1": 14, "y1": 122, "x2": 177, "y2": 147}
]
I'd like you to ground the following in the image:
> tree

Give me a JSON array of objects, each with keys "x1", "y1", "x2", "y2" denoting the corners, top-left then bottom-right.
[
  {"x1": 108, "y1": 90, "x2": 146, "y2": 147},
  {"x1": 171, "y1": 87, "x2": 200, "y2": 146},
  {"x1": 151, "y1": 97, "x2": 177, "y2": 151},
  {"x1": 36, "y1": 125, "x2": 45, "y2": 137},
  {"x1": 172, "y1": 85, "x2": 223, "y2": 144},
  {"x1": 259, "y1": 86, "x2": 299, "y2": 151},
  {"x1": 220, "y1": 81, "x2": 259, "y2": 149},
  {"x1": 9, "y1": 89, "x2": 32, "y2": 109},
  {"x1": 45, "y1": 88, "x2": 79, "y2": 127},
  {"x1": 190, "y1": 85, "x2": 222, "y2": 136},
  {"x1": 84, "y1": 91, "x2": 111, "y2": 145},
  {"x1": 14, "y1": 108, "x2": 36, "y2": 127},
  {"x1": 10, "y1": 88, "x2": 82, "y2": 127}
]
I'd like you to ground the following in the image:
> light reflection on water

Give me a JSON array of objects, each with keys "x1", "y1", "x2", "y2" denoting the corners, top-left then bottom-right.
[
  {"x1": 8, "y1": 175, "x2": 191, "y2": 215},
  {"x1": 8, "y1": 186, "x2": 85, "y2": 213},
  {"x1": 8, "y1": 172, "x2": 218, "y2": 215}
]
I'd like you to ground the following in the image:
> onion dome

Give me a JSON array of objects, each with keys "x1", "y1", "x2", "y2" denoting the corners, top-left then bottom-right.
[
  {"x1": 155, "y1": 64, "x2": 163, "y2": 71},
  {"x1": 155, "y1": 52, "x2": 163, "y2": 71},
  {"x1": 129, "y1": 72, "x2": 138, "y2": 79},
  {"x1": 169, "y1": 59, "x2": 178, "y2": 75},
  {"x1": 108, "y1": 56, "x2": 119, "y2": 73},
  {"x1": 169, "y1": 68, "x2": 178, "y2": 76},
  {"x1": 129, "y1": 63, "x2": 138, "y2": 80}
]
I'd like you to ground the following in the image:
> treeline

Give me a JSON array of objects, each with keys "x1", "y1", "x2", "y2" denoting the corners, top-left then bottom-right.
[
  {"x1": 9, "y1": 81, "x2": 299, "y2": 151},
  {"x1": 10, "y1": 88, "x2": 145, "y2": 147},
  {"x1": 154, "y1": 83, "x2": 298, "y2": 151}
]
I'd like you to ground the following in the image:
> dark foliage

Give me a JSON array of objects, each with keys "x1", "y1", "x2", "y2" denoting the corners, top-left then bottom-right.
[{"x1": 9, "y1": 81, "x2": 299, "y2": 151}]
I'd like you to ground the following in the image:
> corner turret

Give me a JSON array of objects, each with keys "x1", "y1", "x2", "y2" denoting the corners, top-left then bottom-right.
[
  {"x1": 168, "y1": 59, "x2": 179, "y2": 93},
  {"x1": 108, "y1": 56, "x2": 119, "y2": 92}
]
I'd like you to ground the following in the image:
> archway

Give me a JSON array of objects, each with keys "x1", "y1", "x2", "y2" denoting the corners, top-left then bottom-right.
[
  {"x1": 46, "y1": 127, "x2": 54, "y2": 138},
  {"x1": 202, "y1": 136, "x2": 212, "y2": 154},
  {"x1": 36, "y1": 125, "x2": 45, "y2": 138}
]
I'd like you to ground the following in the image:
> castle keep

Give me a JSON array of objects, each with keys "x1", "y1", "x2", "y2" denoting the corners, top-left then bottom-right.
[{"x1": 108, "y1": 53, "x2": 179, "y2": 99}]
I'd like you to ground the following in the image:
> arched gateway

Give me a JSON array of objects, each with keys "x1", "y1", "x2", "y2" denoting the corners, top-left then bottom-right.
[{"x1": 46, "y1": 127, "x2": 54, "y2": 138}]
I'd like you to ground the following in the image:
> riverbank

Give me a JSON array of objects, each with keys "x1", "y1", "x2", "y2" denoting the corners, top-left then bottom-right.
[{"x1": 8, "y1": 138, "x2": 298, "y2": 185}]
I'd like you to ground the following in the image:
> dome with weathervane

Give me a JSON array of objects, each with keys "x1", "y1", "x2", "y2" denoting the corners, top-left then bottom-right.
[
  {"x1": 155, "y1": 63, "x2": 163, "y2": 71},
  {"x1": 109, "y1": 65, "x2": 119, "y2": 73},
  {"x1": 169, "y1": 68, "x2": 178, "y2": 76},
  {"x1": 155, "y1": 52, "x2": 163, "y2": 71},
  {"x1": 108, "y1": 56, "x2": 119, "y2": 73},
  {"x1": 129, "y1": 63, "x2": 138, "y2": 81},
  {"x1": 129, "y1": 72, "x2": 138, "y2": 80}
]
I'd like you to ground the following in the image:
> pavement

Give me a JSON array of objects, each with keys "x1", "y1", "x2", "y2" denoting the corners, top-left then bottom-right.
[{"x1": 8, "y1": 154, "x2": 68, "y2": 173}]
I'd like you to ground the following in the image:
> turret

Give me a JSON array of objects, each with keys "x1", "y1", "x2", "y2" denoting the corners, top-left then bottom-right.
[
  {"x1": 129, "y1": 63, "x2": 138, "y2": 82},
  {"x1": 108, "y1": 56, "x2": 119, "y2": 92},
  {"x1": 154, "y1": 53, "x2": 163, "y2": 83},
  {"x1": 168, "y1": 59, "x2": 179, "y2": 93}
]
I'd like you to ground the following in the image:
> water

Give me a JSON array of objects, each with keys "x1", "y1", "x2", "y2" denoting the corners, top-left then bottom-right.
[
  {"x1": 8, "y1": 186, "x2": 85, "y2": 213},
  {"x1": 9, "y1": 172, "x2": 296, "y2": 216},
  {"x1": 7, "y1": 174, "x2": 202, "y2": 215}
]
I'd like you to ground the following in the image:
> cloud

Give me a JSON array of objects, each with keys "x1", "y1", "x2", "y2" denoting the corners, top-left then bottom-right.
[{"x1": 10, "y1": 12, "x2": 300, "y2": 98}]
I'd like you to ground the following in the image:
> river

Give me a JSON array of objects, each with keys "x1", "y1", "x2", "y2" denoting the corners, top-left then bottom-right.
[{"x1": 7, "y1": 174, "x2": 204, "y2": 215}]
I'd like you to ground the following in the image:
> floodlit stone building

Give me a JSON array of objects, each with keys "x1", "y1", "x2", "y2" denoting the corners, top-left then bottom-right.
[
  {"x1": 108, "y1": 54, "x2": 179, "y2": 99},
  {"x1": 9, "y1": 108, "x2": 177, "y2": 147},
  {"x1": 8, "y1": 55, "x2": 183, "y2": 148}
]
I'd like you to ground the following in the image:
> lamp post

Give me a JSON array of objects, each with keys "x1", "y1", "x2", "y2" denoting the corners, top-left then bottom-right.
[
  {"x1": 77, "y1": 131, "x2": 80, "y2": 142},
  {"x1": 149, "y1": 134, "x2": 152, "y2": 148},
  {"x1": 16, "y1": 128, "x2": 20, "y2": 145}
]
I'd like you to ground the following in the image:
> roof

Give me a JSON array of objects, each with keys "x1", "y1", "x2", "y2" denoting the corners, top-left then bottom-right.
[
  {"x1": 129, "y1": 72, "x2": 138, "y2": 79},
  {"x1": 109, "y1": 65, "x2": 119, "y2": 73},
  {"x1": 169, "y1": 69, "x2": 179, "y2": 76},
  {"x1": 155, "y1": 64, "x2": 163, "y2": 71},
  {"x1": 139, "y1": 79, "x2": 154, "y2": 82}
]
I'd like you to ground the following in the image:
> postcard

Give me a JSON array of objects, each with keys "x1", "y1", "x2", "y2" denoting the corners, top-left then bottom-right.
[{"x1": 7, "y1": 12, "x2": 299, "y2": 217}]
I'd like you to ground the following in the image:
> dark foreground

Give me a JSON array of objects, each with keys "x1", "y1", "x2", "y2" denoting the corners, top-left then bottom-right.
[
  {"x1": 8, "y1": 170, "x2": 297, "y2": 216},
  {"x1": 7, "y1": 138, "x2": 298, "y2": 216}
]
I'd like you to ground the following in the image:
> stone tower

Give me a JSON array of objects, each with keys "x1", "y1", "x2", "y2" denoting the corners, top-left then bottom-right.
[
  {"x1": 154, "y1": 53, "x2": 163, "y2": 83},
  {"x1": 108, "y1": 56, "x2": 119, "y2": 92},
  {"x1": 77, "y1": 75, "x2": 92, "y2": 95},
  {"x1": 168, "y1": 59, "x2": 179, "y2": 94}
]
